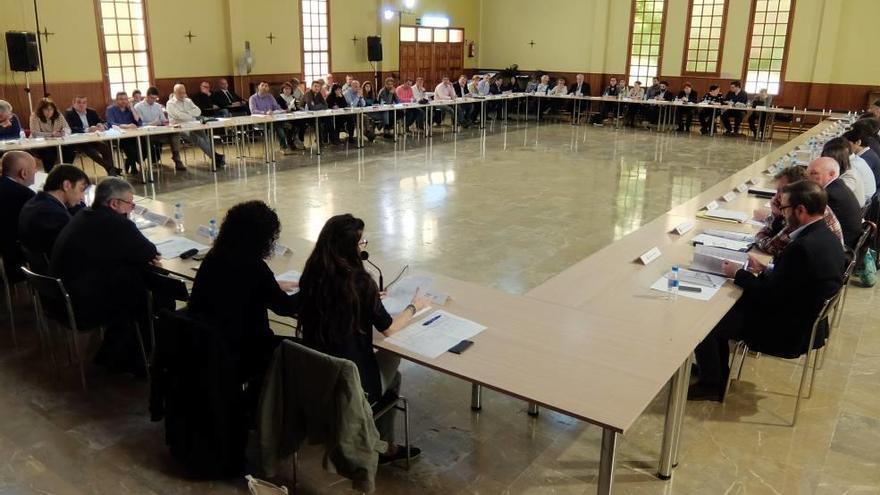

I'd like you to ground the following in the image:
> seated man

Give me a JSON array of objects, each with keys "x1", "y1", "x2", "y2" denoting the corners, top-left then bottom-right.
[
  {"x1": 192, "y1": 81, "x2": 229, "y2": 118},
  {"x1": 0, "y1": 151, "x2": 36, "y2": 283},
  {"x1": 105, "y1": 91, "x2": 144, "y2": 176},
  {"x1": 19, "y1": 165, "x2": 90, "y2": 271},
  {"x1": 452, "y1": 74, "x2": 476, "y2": 125},
  {"x1": 248, "y1": 81, "x2": 292, "y2": 152},
  {"x1": 690, "y1": 180, "x2": 845, "y2": 401},
  {"x1": 166, "y1": 84, "x2": 226, "y2": 168},
  {"x1": 676, "y1": 82, "x2": 699, "y2": 132},
  {"x1": 568, "y1": 73, "x2": 591, "y2": 119},
  {"x1": 63, "y1": 96, "x2": 121, "y2": 176},
  {"x1": 211, "y1": 78, "x2": 248, "y2": 116},
  {"x1": 843, "y1": 128, "x2": 880, "y2": 190},
  {"x1": 134, "y1": 86, "x2": 186, "y2": 171},
  {"x1": 376, "y1": 77, "x2": 401, "y2": 138},
  {"x1": 807, "y1": 157, "x2": 863, "y2": 248},
  {"x1": 394, "y1": 78, "x2": 424, "y2": 131},
  {"x1": 755, "y1": 166, "x2": 843, "y2": 256},
  {"x1": 303, "y1": 80, "x2": 333, "y2": 145},
  {"x1": 822, "y1": 138, "x2": 871, "y2": 207},
  {"x1": 432, "y1": 76, "x2": 463, "y2": 127},
  {"x1": 590, "y1": 76, "x2": 620, "y2": 126},
  {"x1": 698, "y1": 85, "x2": 724, "y2": 135},
  {"x1": 641, "y1": 80, "x2": 674, "y2": 126},
  {"x1": 721, "y1": 81, "x2": 749, "y2": 135},
  {"x1": 747, "y1": 88, "x2": 773, "y2": 138},
  {"x1": 50, "y1": 178, "x2": 159, "y2": 375}
]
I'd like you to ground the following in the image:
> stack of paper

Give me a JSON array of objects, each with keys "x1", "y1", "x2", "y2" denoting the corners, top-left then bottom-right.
[
  {"x1": 153, "y1": 236, "x2": 209, "y2": 259},
  {"x1": 703, "y1": 229, "x2": 755, "y2": 243},
  {"x1": 690, "y1": 245, "x2": 749, "y2": 276},
  {"x1": 275, "y1": 270, "x2": 301, "y2": 295},
  {"x1": 384, "y1": 310, "x2": 486, "y2": 359}
]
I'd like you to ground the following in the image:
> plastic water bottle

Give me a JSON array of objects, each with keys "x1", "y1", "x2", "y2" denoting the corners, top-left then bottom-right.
[
  {"x1": 208, "y1": 218, "x2": 217, "y2": 243},
  {"x1": 174, "y1": 203, "x2": 185, "y2": 233},
  {"x1": 667, "y1": 265, "x2": 680, "y2": 301}
]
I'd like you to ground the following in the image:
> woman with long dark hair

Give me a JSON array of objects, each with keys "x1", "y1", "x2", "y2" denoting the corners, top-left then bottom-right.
[
  {"x1": 297, "y1": 213, "x2": 429, "y2": 464},
  {"x1": 188, "y1": 200, "x2": 298, "y2": 385},
  {"x1": 29, "y1": 99, "x2": 74, "y2": 171}
]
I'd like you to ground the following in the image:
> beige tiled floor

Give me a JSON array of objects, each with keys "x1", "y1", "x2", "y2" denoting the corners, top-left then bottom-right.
[{"x1": 1, "y1": 121, "x2": 877, "y2": 494}]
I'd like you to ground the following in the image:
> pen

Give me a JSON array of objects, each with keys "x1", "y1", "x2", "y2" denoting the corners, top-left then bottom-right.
[{"x1": 422, "y1": 314, "x2": 442, "y2": 326}]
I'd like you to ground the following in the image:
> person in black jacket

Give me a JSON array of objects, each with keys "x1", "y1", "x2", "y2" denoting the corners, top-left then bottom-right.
[
  {"x1": 690, "y1": 180, "x2": 845, "y2": 401},
  {"x1": 676, "y1": 82, "x2": 699, "y2": 132},
  {"x1": 844, "y1": 128, "x2": 880, "y2": 189},
  {"x1": 699, "y1": 84, "x2": 724, "y2": 135},
  {"x1": 590, "y1": 76, "x2": 620, "y2": 126},
  {"x1": 50, "y1": 177, "x2": 159, "y2": 373},
  {"x1": 452, "y1": 75, "x2": 475, "y2": 126},
  {"x1": 721, "y1": 80, "x2": 749, "y2": 135},
  {"x1": 18, "y1": 165, "x2": 90, "y2": 272},
  {"x1": 192, "y1": 81, "x2": 229, "y2": 118},
  {"x1": 297, "y1": 213, "x2": 430, "y2": 465},
  {"x1": 0, "y1": 151, "x2": 37, "y2": 283},
  {"x1": 188, "y1": 200, "x2": 299, "y2": 391},
  {"x1": 643, "y1": 80, "x2": 675, "y2": 125},
  {"x1": 63, "y1": 96, "x2": 121, "y2": 176},
  {"x1": 808, "y1": 157, "x2": 863, "y2": 248},
  {"x1": 211, "y1": 78, "x2": 248, "y2": 116}
]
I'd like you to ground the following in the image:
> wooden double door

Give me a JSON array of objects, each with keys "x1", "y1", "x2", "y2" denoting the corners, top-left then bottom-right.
[{"x1": 399, "y1": 39, "x2": 463, "y2": 87}]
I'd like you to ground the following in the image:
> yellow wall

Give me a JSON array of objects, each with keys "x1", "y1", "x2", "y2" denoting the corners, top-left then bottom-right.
[
  {"x1": 1, "y1": 0, "x2": 877, "y2": 89},
  {"x1": 0, "y1": 0, "x2": 103, "y2": 83}
]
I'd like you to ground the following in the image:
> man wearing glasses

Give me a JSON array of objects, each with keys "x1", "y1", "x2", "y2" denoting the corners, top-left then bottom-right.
[
  {"x1": 50, "y1": 177, "x2": 160, "y2": 376},
  {"x1": 688, "y1": 179, "x2": 846, "y2": 402},
  {"x1": 192, "y1": 80, "x2": 230, "y2": 118}
]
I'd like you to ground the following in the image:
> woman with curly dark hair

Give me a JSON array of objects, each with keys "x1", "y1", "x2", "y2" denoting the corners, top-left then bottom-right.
[
  {"x1": 188, "y1": 200, "x2": 298, "y2": 385},
  {"x1": 297, "y1": 213, "x2": 430, "y2": 464}
]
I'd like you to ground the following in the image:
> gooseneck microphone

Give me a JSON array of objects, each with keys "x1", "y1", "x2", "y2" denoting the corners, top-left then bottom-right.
[{"x1": 360, "y1": 250, "x2": 384, "y2": 291}]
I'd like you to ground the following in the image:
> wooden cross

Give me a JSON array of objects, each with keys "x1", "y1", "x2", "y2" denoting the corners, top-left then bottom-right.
[
  {"x1": 184, "y1": 30, "x2": 197, "y2": 43},
  {"x1": 528, "y1": 40, "x2": 536, "y2": 48},
  {"x1": 351, "y1": 36, "x2": 360, "y2": 45},
  {"x1": 266, "y1": 32, "x2": 276, "y2": 44},
  {"x1": 39, "y1": 27, "x2": 55, "y2": 43}
]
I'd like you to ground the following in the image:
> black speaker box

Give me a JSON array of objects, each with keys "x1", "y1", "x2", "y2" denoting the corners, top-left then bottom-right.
[
  {"x1": 5, "y1": 31, "x2": 39, "y2": 72},
  {"x1": 367, "y1": 36, "x2": 383, "y2": 62}
]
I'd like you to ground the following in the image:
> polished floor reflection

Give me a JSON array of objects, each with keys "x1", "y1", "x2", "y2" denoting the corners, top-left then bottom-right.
[{"x1": 2, "y1": 123, "x2": 877, "y2": 494}]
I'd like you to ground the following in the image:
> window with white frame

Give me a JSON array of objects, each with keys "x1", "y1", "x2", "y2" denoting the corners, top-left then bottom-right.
[
  {"x1": 301, "y1": 0, "x2": 329, "y2": 86},
  {"x1": 97, "y1": 0, "x2": 151, "y2": 98}
]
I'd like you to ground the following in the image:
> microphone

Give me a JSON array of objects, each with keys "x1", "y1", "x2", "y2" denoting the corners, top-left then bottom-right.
[{"x1": 360, "y1": 250, "x2": 384, "y2": 291}]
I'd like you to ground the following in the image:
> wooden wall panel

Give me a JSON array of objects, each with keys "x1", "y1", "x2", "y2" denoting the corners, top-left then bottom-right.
[{"x1": 0, "y1": 81, "x2": 107, "y2": 120}]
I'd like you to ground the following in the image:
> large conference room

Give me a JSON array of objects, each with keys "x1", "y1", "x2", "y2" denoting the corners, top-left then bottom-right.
[{"x1": 1, "y1": 0, "x2": 879, "y2": 493}]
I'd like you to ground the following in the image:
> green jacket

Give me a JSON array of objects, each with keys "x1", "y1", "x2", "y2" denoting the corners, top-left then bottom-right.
[{"x1": 257, "y1": 340, "x2": 387, "y2": 493}]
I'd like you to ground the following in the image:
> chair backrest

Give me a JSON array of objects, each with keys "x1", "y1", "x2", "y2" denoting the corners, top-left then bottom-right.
[
  {"x1": 19, "y1": 244, "x2": 50, "y2": 275},
  {"x1": 20, "y1": 266, "x2": 78, "y2": 331},
  {"x1": 854, "y1": 220, "x2": 877, "y2": 255}
]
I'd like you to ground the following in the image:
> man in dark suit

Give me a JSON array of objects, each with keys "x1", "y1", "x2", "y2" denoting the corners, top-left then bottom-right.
[
  {"x1": 211, "y1": 78, "x2": 248, "y2": 116},
  {"x1": 568, "y1": 73, "x2": 591, "y2": 121},
  {"x1": 721, "y1": 80, "x2": 749, "y2": 135},
  {"x1": 0, "y1": 151, "x2": 37, "y2": 283},
  {"x1": 18, "y1": 165, "x2": 90, "y2": 272},
  {"x1": 844, "y1": 127, "x2": 880, "y2": 189},
  {"x1": 63, "y1": 96, "x2": 121, "y2": 176},
  {"x1": 50, "y1": 177, "x2": 159, "y2": 374},
  {"x1": 192, "y1": 81, "x2": 229, "y2": 118},
  {"x1": 690, "y1": 180, "x2": 846, "y2": 401},
  {"x1": 808, "y1": 157, "x2": 863, "y2": 247},
  {"x1": 452, "y1": 75, "x2": 475, "y2": 126}
]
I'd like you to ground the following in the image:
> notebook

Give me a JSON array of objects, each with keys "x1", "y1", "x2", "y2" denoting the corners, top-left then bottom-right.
[{"x1": 690, "y1": 245, "x2": 749, "y2": 276}]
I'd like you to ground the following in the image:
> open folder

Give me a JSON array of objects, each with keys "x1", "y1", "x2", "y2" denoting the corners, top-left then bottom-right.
[
  {"x1": 697, "y1": 209, "x2": 750, "y2": 223},
  {"x1": 690, "y1": 245, "x2": 749, "y2": 277}
]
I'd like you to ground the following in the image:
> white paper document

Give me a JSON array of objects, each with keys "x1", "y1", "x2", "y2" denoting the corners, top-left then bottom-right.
[
  {"x1": 700, "y1": 209, "x2": 749, "y2": 223},
  {"x1": 132, "y1": 215, "x2": 157, "y2": 230},
  {"x1": 691, "y1": 234, "x2": 751, "y2": 252},
  {"x1": 650, "y1": 275, "x2": 721, "y2": 301},
  {"x1": 382, "y1": 275, "x2": 449, "y2": 315},
  {"x1": 690, "y1": 245, "x2": 749, "y2": 276},
  {"x1": 384, "y1": 310, "x2": 486, "y2": 359},
  {"x1": 275, "y1": 270, "x2": 301, "y2": 295},
  {"x1": 702, "y1": 229, "x2": 755, "y2": 243},
  {"x1": 153, "y1": 236, "x2": 209, "y2": 259}
]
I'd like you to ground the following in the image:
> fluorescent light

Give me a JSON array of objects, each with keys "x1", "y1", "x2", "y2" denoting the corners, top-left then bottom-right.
[
  {"x1": 421, "y1": 16, "x2": 449, "y2": 27},
  {"x1": 403, "y1": 0, "x2": 415, "y2": 9},
  {"x1": 383, "y1": 9, "x2": 395, "y2": 20}
]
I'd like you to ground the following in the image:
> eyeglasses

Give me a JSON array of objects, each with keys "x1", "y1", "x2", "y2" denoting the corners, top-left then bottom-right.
[
  {"x1": 116, "y1": 198, "x2": 136, "y2": 207},
  {"x1": 358, "y1": 238, "x2": 369, "y2": 248},
  {"x1": 779, "y1": 204, "x2": 793, "y2": 211}
]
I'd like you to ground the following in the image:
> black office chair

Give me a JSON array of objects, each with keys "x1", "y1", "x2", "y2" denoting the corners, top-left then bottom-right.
[
  {"x1": 145, "y1": 270, "x2": 190, "y2": 363},
  {"x1": 21, "y1": 267, "x2": 150, "y2": 391},
  {"x1": 723, "y1": 291, "x2": 841, "y2": 426}
]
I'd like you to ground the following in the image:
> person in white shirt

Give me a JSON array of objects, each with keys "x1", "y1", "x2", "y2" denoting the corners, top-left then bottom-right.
[
  {"x1": 477, "y1": 75, "x2": 491, "y2": 96},
  {"x1": 822, "y1": 138, "x2": 868, "y2": 206},
  {"x1": 534, "y1": 75, "x2": 551, "y2": 95},
  {"x1": 134, "y1": 86, "x2": 185, "y2": 171},
  {"x1": 412, "y1": 77, "x2": 428, "y2": 102},
  {"x1": 432, "y1": 76, "x2": 463, "y2": 126},
  {"x1": 166, "y1": 83, "x2": 225, "y2": 167}
]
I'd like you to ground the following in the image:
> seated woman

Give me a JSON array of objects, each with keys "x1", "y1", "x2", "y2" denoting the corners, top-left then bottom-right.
[
  {"x1": 297, "y1": 213, "x2": 430, "y2": 465},
  {"x1": 29, "y1": 100, "x2": 74, "y2": 172},
  {"x1": 326, "y1": 83, "x2": 356, "y2": 145},
  {"x1": 188, "y1": 201, "x2": 299, "y2": 402}
]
